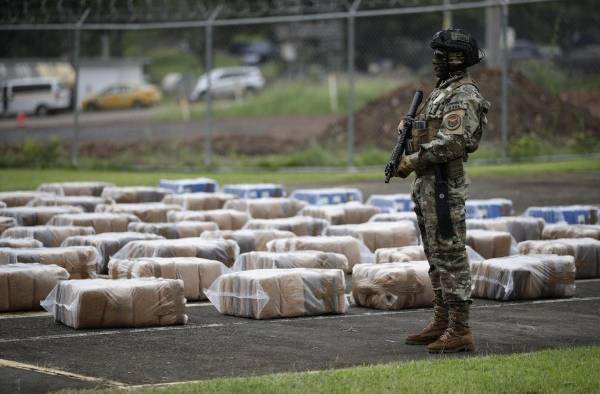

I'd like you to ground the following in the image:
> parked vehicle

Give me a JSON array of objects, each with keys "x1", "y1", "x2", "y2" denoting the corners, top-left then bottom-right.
[
  {"x1": 82, "y1": 82, "x2": 161, "y2": 111},
  {"x1": 189, "y1": 67, "x2": 265, "y2": 101},
  {"x1": 0, "y1": 77, "x2": 71, "y2": 116}
]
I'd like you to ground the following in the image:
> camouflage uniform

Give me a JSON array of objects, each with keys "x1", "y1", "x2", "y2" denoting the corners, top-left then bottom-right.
[{"x1": 404, "y1": 71, "x2": 490, "y2": 327}]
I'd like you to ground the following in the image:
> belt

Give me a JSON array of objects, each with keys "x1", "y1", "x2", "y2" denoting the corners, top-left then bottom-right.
[{"x1": 415, "y1": 158, "x2": 464, "y2": 179}]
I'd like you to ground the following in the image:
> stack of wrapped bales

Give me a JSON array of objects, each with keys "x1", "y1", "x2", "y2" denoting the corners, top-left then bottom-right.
[
  {"x1": 299, "y1": 202, "x2": 379, "y2": 225},
  {"x1": 542, "y1": 224, "x2": 600, "y2": 240},
  {"x1": 0, "y1": 238, "x2": 43, "y2": 248},
  {"x1": 0, "y1": 206, "x2": 84, "y2": 226},
  {"x1": 374, "y1": 245, "x2": 484, "y2": 264},
  {"x1": 101, "y1": 186, "x2": 172, "y2": 203},
  {"x1": 369, "y1": 211, "x2": 419, "y2": 227},
  {"x1": 324, "y1": 221, "x2": 418, "y2": 252},
  {"x1": 200, "y1": 229, "x2": 295, "y2": 253},
  {"x1": 48, "y1": 212, "x2": 140, "y2": 233},
  {"x1": 96, "y1": 203, "x2": 181, "y2": 223},
  {"x1": 0, "y1": 191, "x2": 55, "y2": 207},
  {"x1": 465, "y1": 229, "x2": 515, "y2": 259},
  {"x1": 168, "y1": 210, "x2": 250, "y2": 230},
  {"x1": 224, "y1": 198, "x2": 306, "y2": 219},
  {"x1": 162, "y1": 192, "x2": 237, "y2": 211},
  {"x1": 243, "y1": 216, "x2": 329, "y2": 236},
  {"x1": 232, "y1": 251, "x2": 348, "y2": 272},
  {"x1": 467, "y1": 217, "x2": 545, "y2": 242},
  {"x1": 38, "y1": 181, "x2": 113, "y2": 196},
  {"x1": 128, "y1": 221, "x2": 218, "y2": 239},
  {"x1": 28, "y1": 195, "x2": 109, "y2": 212},
  {"x1": 0, "y1": 217, "x2": 16, "y2": 233},
  {"x1": 0, "y1": 246, "x2": 100, "y2": 279},
  {"x1": 3, "y1": 226, "x2": 95, "y2": 247}
]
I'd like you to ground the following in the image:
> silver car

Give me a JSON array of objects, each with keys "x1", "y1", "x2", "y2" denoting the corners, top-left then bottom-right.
[{"x1": 189, "y1": 66, "x2": 265, "y2": 101}]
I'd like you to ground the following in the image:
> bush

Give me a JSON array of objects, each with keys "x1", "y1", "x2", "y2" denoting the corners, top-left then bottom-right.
[
  {"x1": 20, "y1": 137, "x2": 65, "y2": 168},
  {"x1": 507, "y1": 135, "x2": 552, "y2": 159}
]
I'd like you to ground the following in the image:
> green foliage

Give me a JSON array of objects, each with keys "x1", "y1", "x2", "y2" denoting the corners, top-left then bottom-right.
[
  {"x1": 513, "y1": 60, "x2": 568, "y2": 95},
  {"x1": 508, "y1": 135, "x2": 553, "y2": 159},
  {"x1": 354, "y1": 147, "x2": 389, "y2": 166},
  {"x1": 0, "y1": 137, "x2": 65, "y2": 168},
  {"x1": 146, "y1": 47, "x2": 201, "y2": 84}
]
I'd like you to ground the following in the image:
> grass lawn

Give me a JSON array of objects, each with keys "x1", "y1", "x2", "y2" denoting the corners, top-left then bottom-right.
[
  {"x1": 69, "y1": 346, "x2": 600, "y2": 393},
  {"x1": 0, "y1": 159, "x2": 598, "y2": 192}
]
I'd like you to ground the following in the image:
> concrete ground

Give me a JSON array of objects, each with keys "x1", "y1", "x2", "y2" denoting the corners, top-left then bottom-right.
[{"x1": 1, "y1": 278, "x2": 599, "y2": 392}]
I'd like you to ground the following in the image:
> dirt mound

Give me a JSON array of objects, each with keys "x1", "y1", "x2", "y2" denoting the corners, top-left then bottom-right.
[{"x1": 321, "y1": 69, "x2": 600, "y2": 149}]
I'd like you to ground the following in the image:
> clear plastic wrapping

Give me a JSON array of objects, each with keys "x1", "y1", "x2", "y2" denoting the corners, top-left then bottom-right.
[
  {"x1": 108, "y1": 257, "x2": 227, "y2": 301},
  {"x1": 466, "y1": 217, "x2": 545, "y2": 243},
  {"x1": 299, "y1": 202, "x2": 379, "y2": 225},
  {"x1": 374, "y1": 245, "x2": 484, "y2": 265},
  {"x1": 200, "y1": 229, "x2": 295, "y2": 254},
  {"x1": 243, "y1": 216, "x2": 329, "y2": 236},
  {"x1": 223, "y1": 183, "x2": 285, "y2": 198},
  {"x1": 0, "y1": 191, "x2": 55, "y2": 207},
  {"x1": 466, "y1": 198, "x2": 514, "y2": 218},
  {"x1": 369, "y1": 211, "x2": 418, "y2": 226},
  {"x1": 471, "y1": 254, "x2": 576, "y2": 300},
  {"x1": 41, "y1": 278, "x2": 187, "y2": 329},
  {"x1": 48, "y1": 212, "x2": 140, "y2": 234},
  {"x1": 0, "y1": 217, "x2": 16, "y2": 234},
  {"x1": 266, "y1": 235, "x2": 374, "y2": 273},
  {"x1": 206, "y1": 268, "x2": 347, "y2": 319},
  {"x1": 27, "y1": 195, "x2": 109, "y2": 213},
  {"x1": 519, "y1": 238, "x2": 600, "y2": 279},
  {"x1": 62, "y1": 232, "x2": 164, "y2": 274},
  {"x1": 366, "y1": 193, "x2": 414, "y2": 213},
  {"x1": 168, "y1": 209, "x2": 250, "y2": 230},
  {"x1": 0, "y1": 238, "x2": 43, "y2": 248},
  {"x1": 2, "y1": 225, "x2": 95, "y2": 247},
  {"x1": 542, "y1": 224, "x2": 600, "y2": 240},
  {"x1": 128, "y1": 221, "x2": 218, "y2": 239},
  {"x1": 324, "y1": 221, "x2": 419, "y2": 252},
  {"x1": 158, "y1": 178, "x2": 218, "y2": 193},
  {"x1": 466, "y1": 229, "x2": 516, "y2": 259},
  {"x1": 0, "y1": 206, "x2": 84, "y2": 226},
  {"x1": 224, "y1": 198, "x2": 306, "y2": 219},
  {"x1": 0, "y1": 201, "x2": 5, "y2": 209},
  {"x1": 524, "y1": 205, "x2": 598, "y2": 225},
  {"x1": 290, "y1": 188, "x2": 363, "y2": 205},
  {"x1": 232, "y1": 251, "x2": 349, "y2": 272},
  {"x1": 0, "y1": 246, "x2": 100, "y2": 279},
  {"x1": 37, "y1": 182, "x2": 114, "y2": 197},
  {"x1": 162, "y1": 192, "x2": 238, "y2": 211},
  {"x1": 96, "y1": 203, "x2": 182, "y2": 223},
  {"x1": 112, "y1": 237, "x2": 240, "y2": 267},
  {"x1": 352, "y1": 262, "x2": 433, "y2": 309},
  {"x1": 1, "y1": 263, "x2": 70, "y2": 312},
  {"x1": 100, "y1": 186, "x2": 173, "y2": 203}
]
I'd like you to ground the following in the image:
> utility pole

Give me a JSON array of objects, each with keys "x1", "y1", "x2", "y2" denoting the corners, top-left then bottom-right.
[
  {"x1": 204, "y1": 5, "x2": 222, "y2": 168},
  {"x1": 71, "y1": 8, "x2": 90, "y2": 167},
  {"x1": 346, "y1": 0, "x2": 361, "y2": 171}
]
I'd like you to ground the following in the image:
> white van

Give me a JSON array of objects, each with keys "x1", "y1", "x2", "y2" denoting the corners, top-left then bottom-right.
[{"x1": 1, "y1": 77, "x2": 71, "y2": 116}]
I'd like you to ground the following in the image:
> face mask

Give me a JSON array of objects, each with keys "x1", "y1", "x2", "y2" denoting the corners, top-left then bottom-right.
[{"x1": 432, "y1": 50, "x2": 449, "y2": 79}]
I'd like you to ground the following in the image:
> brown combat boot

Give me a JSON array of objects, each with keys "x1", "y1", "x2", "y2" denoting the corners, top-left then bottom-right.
[
  {"x1": 427, "y1": 304, "x2": 474, "y2": 353},
  {"x1": 405, "y1": 290, "x2": 448, "y2": 345}
]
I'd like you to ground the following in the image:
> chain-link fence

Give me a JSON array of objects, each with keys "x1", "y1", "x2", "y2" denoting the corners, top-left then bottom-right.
[{"x1": 0, "y1": 0, "x2": 598, "y2": 170}]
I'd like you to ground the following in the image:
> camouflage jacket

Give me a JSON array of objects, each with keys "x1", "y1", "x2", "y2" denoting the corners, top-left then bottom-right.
[{"x1": 407, "y1": 71, "x2": 490, "y2": 171}]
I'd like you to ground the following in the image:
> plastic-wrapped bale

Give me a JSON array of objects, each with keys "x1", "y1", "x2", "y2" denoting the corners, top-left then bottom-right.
[
  {"x1": 300, "y1": 202, "x2": 379, "y2": 225},
  {"x1": 3, "y1": 225, "x2": 96, "y2": 247},
  {"x1": 0, "y1": 238, "x2": 43, "y2": 248},
  {"x1": 96, "y1": 203, "x2": 181, "y2": 223},
  {"x1": 366, "y1": 193, "x2": 413, "y2": 213},
  {"x1": 0, "y1": 263, "x2": 70, "y2": 312},
  {"x1": 542, "y1": 224, "x2": 600, "y2": 240},
  {"x1": 224, "y1": 198, "x2": 306, "y2": 219},
  {"x1": 108, "y1": 257, "x2": 227, "y2": 301},
  {"x1": 0, "y1": 217, "x2": 16, "y2": 234},
  {"x1": 27, "y1": 195, "x2": 109, "y2": 212},
  {"x1": 0, "y1": 201, "x2": 5, "y2": 208},
  {"x1": 290, "y1": 188, "x2": 363, "y2": 205},
  {"x1": 375, "y1": 245, "x2": 484, "y2": 265},
  {"x1": 352, "y1": 262, "x2": 433, "y2": 309},
  {"x1": 466, "y1": 229, "x2": 515, "y2": 259},
  {"x1": 369, "y1": 211, "x2": 418, "y2": 226},
  {"x1": 41, "y1": 278, "x2": 187, "y2": 329},
  {"x1": 0, "y1": 206, "x2": 84, "y2": 226},
  {"x1": 206, "y1": 268, "x2": 347, "y2": 319},
  {"x1": 162, "y1": 192, "x2": 238, "y2": 211},
  {"x1": 266, "y1": 236, "x2": 374, "y2": 273},
  {"x1": 62, "y1": 232, "x2": 165, "y2": 274},
  {"x1": 524, "y1": 205, "x2": 598, "y2": 225},
  {"x1": 48, "y1": 212, "x2": 140, "y2": 234},
  {"x1": 519, "y1": 238, "x2": 600, "y2": 279},
  {"x1": 324, "y1": 221, "x2": 418, "y2": 252},
  {"x1": 471, "y1": 254, "x2": 576, "y2": 300},
  {"x1": 158, "y1": 178, "x2": 218, "y2": 193},
  {"x1": 128, "y1": 221, "x2": 218, "y2": 239},
  {"x1": 232, "y1": 251, "x2": 349, "y2": 272},
  {"x1": 466, "y1": 217, "x2": 545, "y2": 243},
  {"x1": 112, "y1": 237, "x2": 239, "y2": 267},
  {"x1": 223, "y1": 183, "x2": 285, "y2": 199},
  {"x1": 100, "y1": 186, "x2": 173, "y2": 203},
  {"x1": 0, "y1": 191, "x2": 54, "y2": 207},
  {"x1": 243, "y1": 217, "x2": 329, "y2": 237},
  {"x1": 200, "y1": 229, "x2": 295, "y2": 254},
  {"x1": 466, "y1": 198, "x2": 514, "y2": 218},
  {"x1": 37, "y1": 182, "x2": 114, "y2": 196},
  {"x1": 168, "y1": 209, "x2": 250, "y2": 230},
  {"x1": 0, "y1": 246, "x2": 100, "y2": 279}
]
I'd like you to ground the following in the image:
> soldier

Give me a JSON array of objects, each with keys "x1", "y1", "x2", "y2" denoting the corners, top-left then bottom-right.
[{"x1": 391, "y1": 29, "x2": 490, "y2": 353}]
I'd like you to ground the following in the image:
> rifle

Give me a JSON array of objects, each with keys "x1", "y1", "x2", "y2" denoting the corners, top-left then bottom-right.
[{"x1": 384, "y1": 90, "x2": 423, "y2": 183}]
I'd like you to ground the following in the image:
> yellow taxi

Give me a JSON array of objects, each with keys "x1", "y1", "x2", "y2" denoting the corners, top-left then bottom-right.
[{"x1": 82, "y1": 82, "x2": 162, "y2": 110}]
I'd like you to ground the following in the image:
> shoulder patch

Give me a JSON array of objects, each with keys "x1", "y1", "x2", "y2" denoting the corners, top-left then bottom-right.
[{"x1": 443, "y1": 109, "x2": 465, "y2": 135}]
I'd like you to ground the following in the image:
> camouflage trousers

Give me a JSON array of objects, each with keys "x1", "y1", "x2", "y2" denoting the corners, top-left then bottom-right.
[{"x1": 411, "y1": 173, "x2": 472, "y2": 325}]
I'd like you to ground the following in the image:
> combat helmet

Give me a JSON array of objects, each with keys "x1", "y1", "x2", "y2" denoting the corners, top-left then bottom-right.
[{"x1": 430, "y1": 29, "x2": 483, "y2": 68}]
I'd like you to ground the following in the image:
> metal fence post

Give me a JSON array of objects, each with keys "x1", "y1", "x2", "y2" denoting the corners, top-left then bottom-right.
[
  {"x1": 346, "y1": 0, "x2": 361, "y2": 171},
  {"x1": 204, "y1": 6, "x2": 222, "y2": 168},
  {"x1": 71, "y1": 9, "x2": 90, "y2": 167},
  {"x1": 500, "y1": 1, "x2": 509, "y2": 161}
]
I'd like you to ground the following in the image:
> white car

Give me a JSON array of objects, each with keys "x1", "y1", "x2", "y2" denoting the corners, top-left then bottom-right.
[
  {"x1": 189, "y1": 67, "x2": 265, "y2": 101},
  {"x1": 1, "y1": 77, "x2": 71, "y2": 116}
]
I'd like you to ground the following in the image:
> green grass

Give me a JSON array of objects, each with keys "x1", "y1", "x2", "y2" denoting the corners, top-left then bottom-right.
[
  {"x1": 153, "y1": 76, "x2": 399, "y2": 121},
  {"x1": 67, "y1": 346, "x2": 600, "y2": 393},
  {"x1": 0, "y1": 159, "x2": 598, "y2": 191}
]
